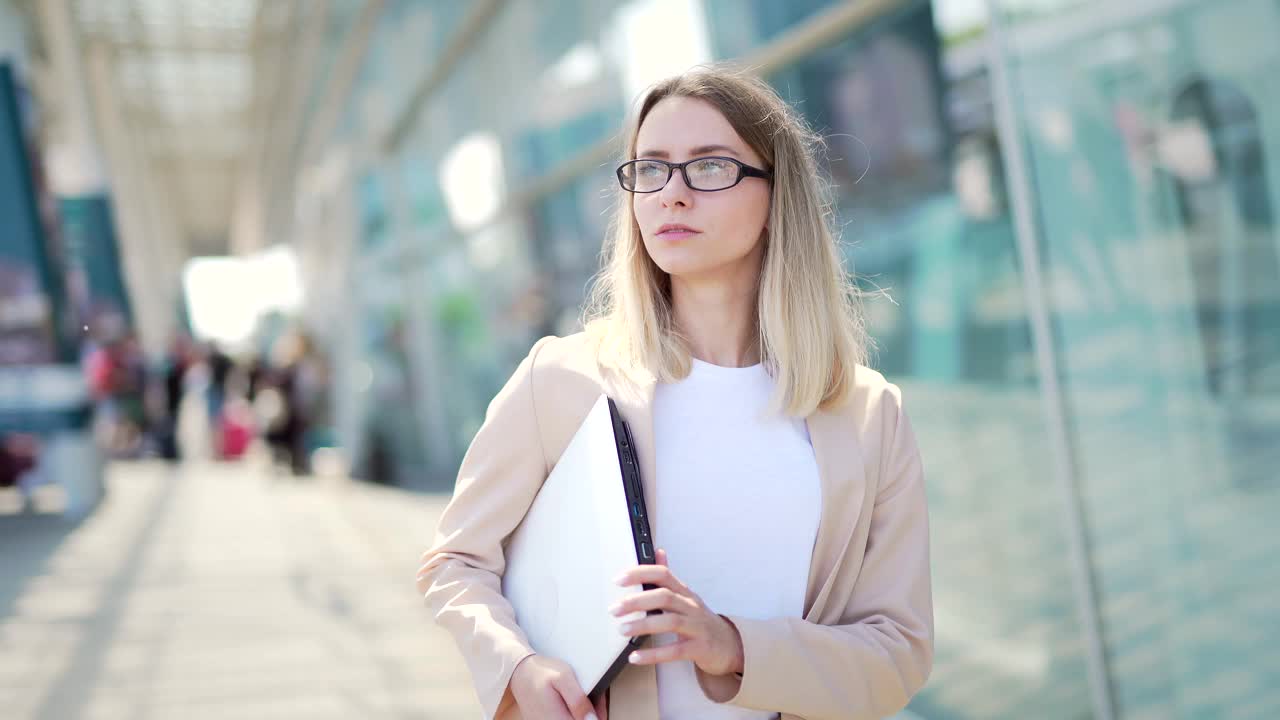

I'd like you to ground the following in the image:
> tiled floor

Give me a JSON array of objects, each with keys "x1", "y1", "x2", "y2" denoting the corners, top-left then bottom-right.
[{"x1": 0, "y1": 460, "x2": 478, "y2": 720}]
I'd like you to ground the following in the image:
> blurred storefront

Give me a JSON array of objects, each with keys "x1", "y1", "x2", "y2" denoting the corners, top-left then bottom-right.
[
  {"x1": 0, "y1": 5, "x2": 103, "y2": 517},
  {"x1": 287, "y1": 0, "x2": 1279, "y2": 717}
]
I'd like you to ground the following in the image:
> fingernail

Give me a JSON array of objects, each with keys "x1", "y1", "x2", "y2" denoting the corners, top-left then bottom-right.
[
  {"x1": 587, "y1": 713, "x2": 599, "y2": 720},
  {"x1": 618, "y1": 622, "x2": 634, "y2": 636},
  {"x1": 629, "y1": 651, "x2": 641, "y2": 663}
]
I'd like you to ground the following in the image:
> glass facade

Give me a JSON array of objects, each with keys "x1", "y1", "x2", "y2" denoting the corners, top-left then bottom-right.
[
  {"x1": 997, "y1": 0, "x2": 1280, "y2": 717},
  {"x1": 292, "y1": 0, "x2": 1280, "y2": 716},
  {"x1": 764, "y1": 6, "x2": 1096, "y2": 717}
]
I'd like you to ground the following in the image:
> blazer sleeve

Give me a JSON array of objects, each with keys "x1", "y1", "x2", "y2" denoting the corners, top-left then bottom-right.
[
  {"x1": 703, "y1": 382, "x2": 934, "y2": 720},
  {"x1": 415, "y1": 336, "x2": 554, "y2": 720}
]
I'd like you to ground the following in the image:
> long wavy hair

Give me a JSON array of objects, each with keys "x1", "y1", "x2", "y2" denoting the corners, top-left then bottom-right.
[{"x1": 583, "y1": 65, "x2": 871, "y2": 417}]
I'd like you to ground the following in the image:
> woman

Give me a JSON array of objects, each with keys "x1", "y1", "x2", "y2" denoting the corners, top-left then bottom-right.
[{"x1": 416, "y1": 66, "x2": 932, "y2": 720}]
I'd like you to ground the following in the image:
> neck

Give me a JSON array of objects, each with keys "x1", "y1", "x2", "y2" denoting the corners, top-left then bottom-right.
[{"x1": 670, "y1": 265, "x2": 762, "y2": 369}]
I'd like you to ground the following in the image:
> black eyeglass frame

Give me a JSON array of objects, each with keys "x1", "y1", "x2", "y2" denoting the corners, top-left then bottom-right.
[{"x1": 615, "y1": 156, "x2": 773, "y2": 193}]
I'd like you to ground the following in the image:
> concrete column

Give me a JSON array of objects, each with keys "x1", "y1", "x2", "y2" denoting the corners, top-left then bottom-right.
[
  {"x1": 35, "y1": 0, "x2": 105, "y2": 197},
  {"x1": 82, "y1": 42, "x2": 184, "y2": 357},
  {"x1": 36, "y1": 0, "x2": 181, "y2": 357}
]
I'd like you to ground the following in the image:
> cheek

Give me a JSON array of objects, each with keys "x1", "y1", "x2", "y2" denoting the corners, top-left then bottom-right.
[
  {"x1": 631, "y1": 196, "x2": 660, "y2": 233},
  {"x1": 719, "y1": 189, "x2": 771, "y2": 246}
]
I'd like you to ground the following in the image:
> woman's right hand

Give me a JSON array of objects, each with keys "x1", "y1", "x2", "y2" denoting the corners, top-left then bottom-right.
[{"x1": 509, "y1": 654, "x2": 606, "y2": 720}]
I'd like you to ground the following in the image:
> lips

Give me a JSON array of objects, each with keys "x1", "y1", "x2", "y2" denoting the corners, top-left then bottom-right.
[{"x1": 656, "y1": 223, "x2": 701, "y2": 237}]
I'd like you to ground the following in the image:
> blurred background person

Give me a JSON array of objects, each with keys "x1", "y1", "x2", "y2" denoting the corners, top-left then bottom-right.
[
  {"x1": 151, "y1": 334, "x2": 193, "y2": 461},
  {"x1": 260, "y1": 329, "x2": 325, "y2": 476},
  {"x1": 204, "y1": 340, "x2": 234, "y2": 436},
  {"x1": 84, "y1": 324, "x2": 148, "y2": 458}
]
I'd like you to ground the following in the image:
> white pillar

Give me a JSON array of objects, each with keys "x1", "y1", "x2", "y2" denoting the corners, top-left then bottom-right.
[
  {"x1": 36, "y1": 0, "x2": 106, "y2": 197},
  {"x1": 35, "y1": 0, "x2": 182, "y2": 357}
]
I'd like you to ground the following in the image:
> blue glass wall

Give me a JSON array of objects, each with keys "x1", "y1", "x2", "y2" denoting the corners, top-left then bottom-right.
[{"x1": 1000, "y1": 0, "x2": 1280, "y2": 717}]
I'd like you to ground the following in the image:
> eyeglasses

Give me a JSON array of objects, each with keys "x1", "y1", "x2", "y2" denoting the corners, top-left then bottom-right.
[{"x1": 616, "y1": 156, "x2": 772, "y2": 193}]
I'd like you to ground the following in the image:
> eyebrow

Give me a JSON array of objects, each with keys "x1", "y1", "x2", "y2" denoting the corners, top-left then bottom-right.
[{"x1": 637, "y1": 144, "x2": 742, "y2": 159}]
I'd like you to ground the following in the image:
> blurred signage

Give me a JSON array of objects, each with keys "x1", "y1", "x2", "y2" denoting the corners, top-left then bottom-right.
[
  {"x1": 0, "y1": 365, "x2": 92, "y2": 433},
  {"x1": 58, "y1": 192, "x2": 133, "y2": 334}
]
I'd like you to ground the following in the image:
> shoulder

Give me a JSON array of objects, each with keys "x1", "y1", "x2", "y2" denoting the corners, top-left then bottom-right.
[
  {"x1": 835, "y1": 364, "x2": 907, "y2": 430},
  {"x1": 520, "y1": 332, "x2": 604, "y2": 387},
  {"x1": 821, "y1": 364, "x2": 919, "y2": 478},
  {"x1": 518, "y1": 332, "x2": 609, "y2": 406},
  {"x1": 515, "y1": 333, "x2": 616, "y2": 463},
  {"x1": 525, "y1": 331, "x2": 600, "y2": 369}
]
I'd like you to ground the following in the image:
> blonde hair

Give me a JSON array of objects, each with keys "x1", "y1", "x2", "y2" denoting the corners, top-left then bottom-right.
[{"x1": 583, "y1": 65, "x2": 871, "y2": 417}]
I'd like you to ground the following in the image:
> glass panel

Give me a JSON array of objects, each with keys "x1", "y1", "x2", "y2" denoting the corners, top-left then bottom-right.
[
  {"x1": 999, "y1": 0, "x2": 1280, "y2": 717},
  {"x1": 527, "y1": 165, "x2": 617, "y2": 335},
  {"x1": 776, "y1": 5, "x2": 1096, "y2": 718},
  {"x1": 703, "y1": 0, "x2": 841, "y2": 58}
]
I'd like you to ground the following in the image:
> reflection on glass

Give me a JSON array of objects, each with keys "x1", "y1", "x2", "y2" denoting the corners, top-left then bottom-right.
[
  {"x1": 609, "y1": 0, "x2": 712, "y2": 104},
  {"x1": 440, "y1": 132, "x2": 506, "y2": 235},
  {"x1": 1167, "y1": 77, "x2": 1279, "y2": 399},
  {"x1": 776, "y1": 5, "x2": 1093, "y2": 718},
  {"x1": 1004, "y1": 0, "x2": 1280, "y2": 717}
]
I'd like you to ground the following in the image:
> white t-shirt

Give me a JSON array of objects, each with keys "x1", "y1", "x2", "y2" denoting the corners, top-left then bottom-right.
[{"x1": 651, "y1": 358, "x2": 822, "y2": 720}]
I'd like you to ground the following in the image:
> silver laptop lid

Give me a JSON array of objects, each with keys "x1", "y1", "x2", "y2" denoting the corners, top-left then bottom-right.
[{"x1": 501, "y1": 394, "x2": 651, "y2": 695}]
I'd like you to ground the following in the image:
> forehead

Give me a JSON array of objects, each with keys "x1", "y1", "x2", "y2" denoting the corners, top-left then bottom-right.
[{"x1": 635, "y1": 96, "x2": 760, "y2": 163}]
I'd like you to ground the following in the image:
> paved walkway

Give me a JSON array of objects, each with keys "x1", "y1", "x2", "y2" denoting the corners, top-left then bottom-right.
[{"x1": 0, "y1": 460, "x2": 479, "y2": 720}]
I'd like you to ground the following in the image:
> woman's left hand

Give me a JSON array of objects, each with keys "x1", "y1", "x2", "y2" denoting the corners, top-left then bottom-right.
[{"x1": 610, "y1": 548, "x2": 745, "y2": 677}]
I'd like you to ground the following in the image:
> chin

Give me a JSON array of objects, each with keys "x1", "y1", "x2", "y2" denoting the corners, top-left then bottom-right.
[{"x1": 648, "y1": 249, "x2": 721, "y2": 278}]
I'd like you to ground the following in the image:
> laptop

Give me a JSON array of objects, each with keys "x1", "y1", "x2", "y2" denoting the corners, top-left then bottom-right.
[{"x1": 501, "y1": 393, "x2": 658, "y2": 700}]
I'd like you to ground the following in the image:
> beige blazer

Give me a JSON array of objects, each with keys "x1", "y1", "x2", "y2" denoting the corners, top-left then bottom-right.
[{"x1": 417, "y1": 333, "x2": 933, "y2": 720}]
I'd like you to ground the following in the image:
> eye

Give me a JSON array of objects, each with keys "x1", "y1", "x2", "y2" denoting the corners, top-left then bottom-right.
[
  {"x1": 635, "y1": 161, "x2": 666, "y2": 178},
  {"x1": 691, "y1": 158, "x2": 733, "y2": 175}
]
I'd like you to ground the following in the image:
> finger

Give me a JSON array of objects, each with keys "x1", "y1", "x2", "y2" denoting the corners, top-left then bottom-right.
[
  {"x1": 655, "y1": 547, "x2": 668, "y2": 566},
  {"x1": 618, "y1": 609, "x2": 693, "y2": 639},
  {"x1": 615, "y1": 565, "x2": 692, "y2": 596},
  {"x1": 615, "y1": 562, "x2": 673, "y2": 587},
  {"x1": 535, "y1": 685, "x2": 575, "y2": 720},
  {"x1": 629, "y1": 639, "x2": 695, "y2": 666},
  {"x1": 611, "y1": 587, "x2": 696, "y2": 617},
  {"x1": 553, "y1": 675, "x2": 596, "y2": 720}
]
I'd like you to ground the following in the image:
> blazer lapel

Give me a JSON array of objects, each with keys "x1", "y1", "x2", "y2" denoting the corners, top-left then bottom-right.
[{"x1": 802, "y1": 403, "x2": 868, "y2": 621}]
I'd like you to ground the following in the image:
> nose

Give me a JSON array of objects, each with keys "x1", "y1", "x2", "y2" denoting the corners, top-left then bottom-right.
[{"x1": 658, "y1": 165, "x2": 693, "y2": 207}]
